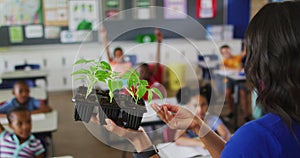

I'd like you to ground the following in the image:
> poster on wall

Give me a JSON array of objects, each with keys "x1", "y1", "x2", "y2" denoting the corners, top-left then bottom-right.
[
  {"x1": 69, "y1": 0, "x2": 99, "y2": 31},
  {"x1": 133, "y1": 0, "x2": 155, "y2": 20},
  {"x1": 196, "y1": 0, "x2": 216, "y2": 18},
  {"x1": 164, "y1": 0, "x2": 187, "y2": 19},
  {"x1": 25, "y1": 25, "x2": 43, "y2": 38},
  {"x1": 0, "y1": 0, "x2": 43, "y2": 26},
  {"x1": 43, "y1": 0, "x2": 68, "y2": 26},
  {"x1": 104, "y1": 0, "x2": 121, "y2": 20},
  {"x1": 9, "y1": 26, "x2": 24, "y2": 43}
]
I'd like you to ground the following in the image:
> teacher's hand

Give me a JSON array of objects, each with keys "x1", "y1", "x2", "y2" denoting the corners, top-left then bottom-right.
[
  {"x1": 151, "y1": 104, "x2": 202, "y2": 131},
  {"x1": 103, "y1": 119, "x2": 153, "y2": 152}
]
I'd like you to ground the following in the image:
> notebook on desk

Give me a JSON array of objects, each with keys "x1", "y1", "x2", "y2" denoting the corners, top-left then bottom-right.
[{"x1": 157, "y1": 142, "x2": 210, "y2": 158}]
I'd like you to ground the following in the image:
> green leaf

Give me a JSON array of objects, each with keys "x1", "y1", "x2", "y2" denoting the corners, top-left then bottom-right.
[
  {"x1": 86, "y1": 79, "x2": 94, "y2": 98},
  {"x1": 74, "y1": 76, "x2": 86, "y2": 81},
  {"x1": 95, "y1": 70, "x2": 110, "y2": 82},
  {"x1": 125, "y1": 87, "x2": 135, "y2": 99},
  {"x1": 100, "y1": 61, "x2": 112, "y2": 71},
  {"x1": 70, "y1": 69, "x2": 91, "y2": 76},
  {"x1": 147, "y1": 89, "x2": 153, "y2": 102},
  {"x1": 136, "y1": 85, "x2": 147, "y2": 100},
  {"x1": 109, "y1": 91, "x2": 114, "y2": 103},
  {"x1": 140, "y1": 80, "x2": 148, "y2": 86},
  {"x1": 107, "y1": 79, "x2": 123, "y2": 101},
  {"x1": 73, "y1": 59, "x2": 94, "y2": 65},
  {"x1": 107, "y1": 79, "x2": 113, "y2": 92},
  {"x1": 111, "y1": 79, "x2": 123, "y2": 91},
  {"x1": 89, "y1": 65, "x2": 97, "y2": 72},
  {"x1": 107, "y1": 79, "x2": 114, "y2": 102},
  {"x1": 127, "y1": 73, "x2": 139, "y2": 88},
  {"x1": 151, "y1": 88, "x2": 163, "y2": 100}
]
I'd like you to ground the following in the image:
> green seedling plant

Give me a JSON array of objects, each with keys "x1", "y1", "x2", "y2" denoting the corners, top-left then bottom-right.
[
  {"x1": 71, "y1": 59, "x2": 163, "y2": 103},
  {"x1": 122, "y1": 69, "x2": 163, "y2": 103}
]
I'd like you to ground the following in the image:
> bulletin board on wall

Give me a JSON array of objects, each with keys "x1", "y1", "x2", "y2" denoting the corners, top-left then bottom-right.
[
  {"x1": 0, "y1": 0, "x2": 69, "y2": 46},
  {"x1": 0, "y1": 0, "x2": 225, "y2": 46},
  {"x1": 102, "y1": 0, "x2": 225, "y2": 41}
]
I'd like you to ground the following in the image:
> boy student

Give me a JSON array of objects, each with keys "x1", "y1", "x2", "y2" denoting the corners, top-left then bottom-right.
[
  {"x1": 0, "y1": 106, "x2": 45, "y2": 158},
  {"x1": 0, "y1": 81, "x2": 52, "y2": 116}
]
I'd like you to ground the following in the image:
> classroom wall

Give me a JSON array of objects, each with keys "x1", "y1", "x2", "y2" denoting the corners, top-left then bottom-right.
[
  {"x1": 0, "y1": 0, "x2": 245, "y2": 92},
  {"x1": 0, "y1": 39, "x2": 242, "y2": 91},
  {"x1": 104, "y1": 0, "x2": 225, "y2": 41},
  {"x1": 0, "y1": 0, "x2": 226, "y2": 46}
]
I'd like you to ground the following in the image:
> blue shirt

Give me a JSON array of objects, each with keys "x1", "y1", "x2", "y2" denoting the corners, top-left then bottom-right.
[
  {"x1": 186, "y1": 115, "x2": 223, "y2": 138},
  {"x1": 221, "y1": 113, "x2": 300, "y2": 158},
  {"x1": 0, "y1": 97, "x2": 40, "y2": 113}
]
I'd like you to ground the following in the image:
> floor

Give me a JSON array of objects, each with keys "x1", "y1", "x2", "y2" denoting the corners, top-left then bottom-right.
[
  {"x1": 49, "y1": 88, "x2": 252, "y2": 158},
  {"x1": 50, "y1": 91, "x2": 134, "y2": 158}
]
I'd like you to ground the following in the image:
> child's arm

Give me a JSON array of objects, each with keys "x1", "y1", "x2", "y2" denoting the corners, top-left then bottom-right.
[
  {"x1": 174, "y1": 130, "x2": 205, "y2": 147},
  {"x1": 99, "y1": 26, "x2": 113, "y2": 62},
  {"x1": 216, "y1": 123, "x2": 231, "y2": 141},
  {"x1": 0, "y1": 113, "x2": 7, "y2": 118},
  {"x1": 31, "y1": 102, "x2": 52, "y2": 114},
  {"x1": 152, "y1": 28, "x2": 162, "y2": 77}
]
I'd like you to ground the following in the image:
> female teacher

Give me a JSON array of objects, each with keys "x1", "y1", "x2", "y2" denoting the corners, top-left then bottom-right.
[{"x1": 104, "y1": 2, "x2": 300, "y2": 158}]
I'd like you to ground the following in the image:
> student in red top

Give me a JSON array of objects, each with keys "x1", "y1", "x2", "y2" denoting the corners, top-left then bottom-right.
[{"x1": 136, "y1": 28, "x2": 165, "y2": 100}]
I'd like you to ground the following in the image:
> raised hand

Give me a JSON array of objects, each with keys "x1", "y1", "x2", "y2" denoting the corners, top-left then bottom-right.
[
  {"x1": 99, "y1": 26, "x2": 107, "y2": 38},
  {"x1": 155, "y1": 28, "x2": 163, "y2": 43}
]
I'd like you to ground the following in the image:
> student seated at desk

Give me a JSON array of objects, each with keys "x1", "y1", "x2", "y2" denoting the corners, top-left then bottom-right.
[
  {"x1": 0, "y1": 81, "x2": 52, "y2": 117},
  {"x1": 175, "y1": 83, "x2": 231, "y2": 147},
  {"x1": 0, "y1": 106, "x2": 45, "y2": 158}
]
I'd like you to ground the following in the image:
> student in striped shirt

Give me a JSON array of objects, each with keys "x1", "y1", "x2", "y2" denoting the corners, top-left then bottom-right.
[{"x1": 0, "y1": 106, "x2": 45, "y2": 158}]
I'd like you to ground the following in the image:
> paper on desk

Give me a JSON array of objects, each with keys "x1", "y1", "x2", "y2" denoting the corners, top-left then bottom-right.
[
  {"x1": 157, "y1": 142, "x2": 210, "y2": 158},
  {"x1": 0, "y1": 113, "x2": 46, "y2": 124},
  {"x1": 215, "y1": 69, "x2": 237, "y2": 76}
]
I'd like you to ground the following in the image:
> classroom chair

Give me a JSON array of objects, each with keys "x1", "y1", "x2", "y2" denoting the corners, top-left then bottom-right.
[{"x1": 198, "y1": 54, "x2": 219, "y2": 80}]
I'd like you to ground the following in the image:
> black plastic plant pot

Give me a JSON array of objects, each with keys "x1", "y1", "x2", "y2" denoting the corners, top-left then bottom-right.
[
  {"x1": 98, "y1": 104, "x2": 121, "y2": 126},
  {"x1": 74, "y1": 103, "x2": 94, "y2": 123},
  {"x1": 115, "y1": 94, "x2": 147, "y2": 130},
  {"x1": 121, "y1": 110, "x2": 145, "y2": 130},
  {"x1": 97, "y1": 90, "x2": 122, "y2": 126},
  {"x1": 72, "y1": 86, "x2": 99, "y2": 123}
]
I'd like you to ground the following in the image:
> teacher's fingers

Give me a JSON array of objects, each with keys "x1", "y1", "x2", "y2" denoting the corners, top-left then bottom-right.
[
  {"x1": 151, "y1": 104, "x2": 168, "y2": 123},
  {"x1": 164, "y1": 105, "x2": 173, "y2": 122},
  {"x1": 103, "y1": 119, "x2": 116, "y2": 132}
]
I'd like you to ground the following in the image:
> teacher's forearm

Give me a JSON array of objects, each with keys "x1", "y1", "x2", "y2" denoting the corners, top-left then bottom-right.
[{"x1": 193, "y1": 118, "x2": 226, "y2": 158}]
